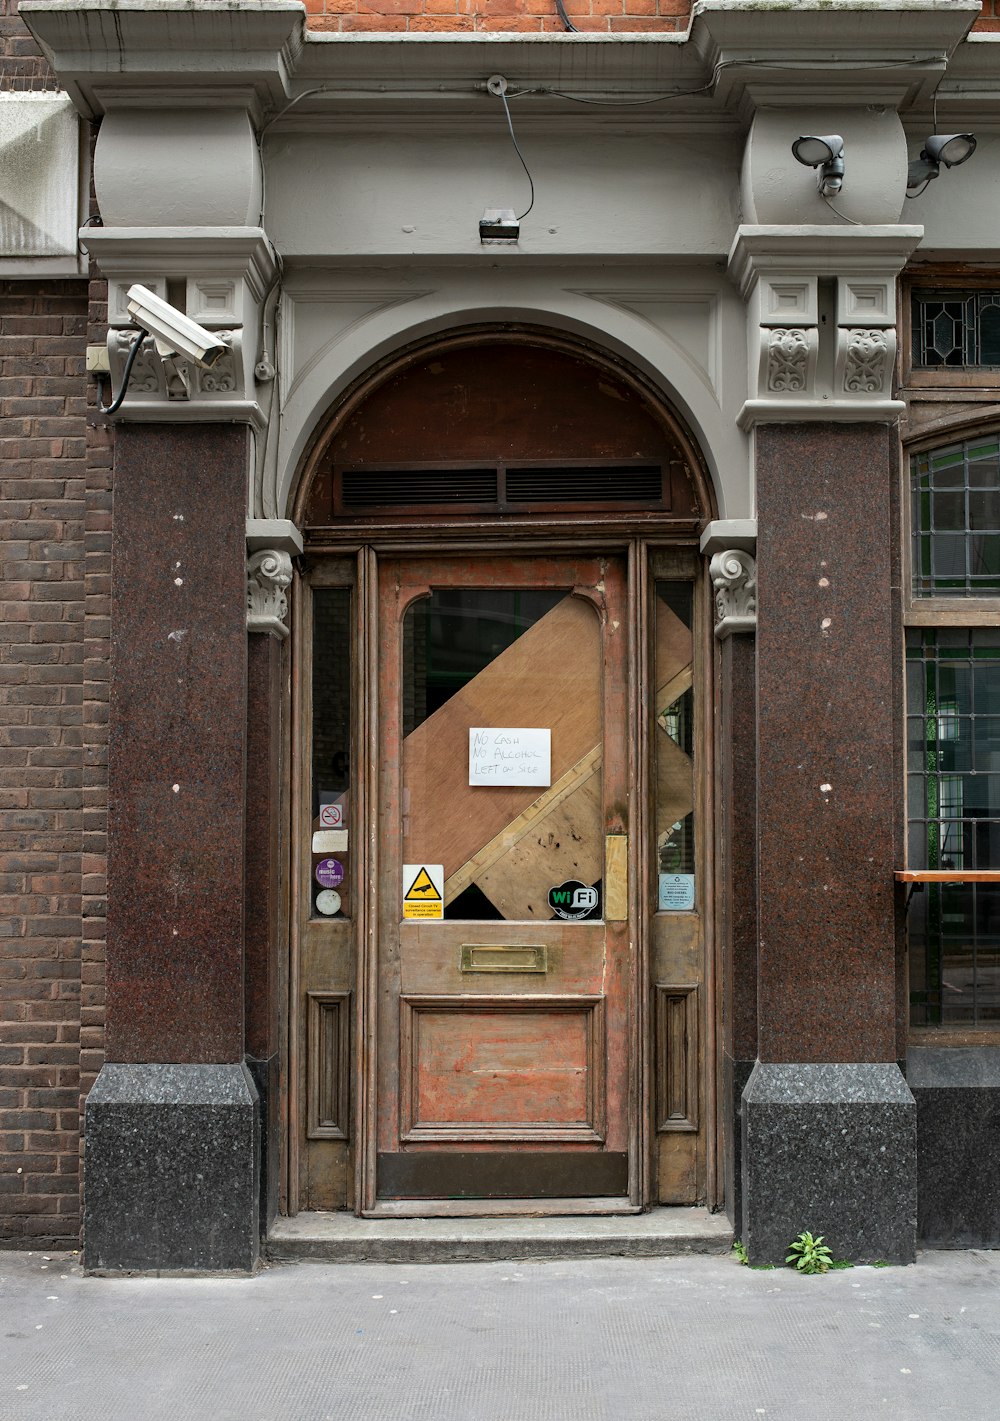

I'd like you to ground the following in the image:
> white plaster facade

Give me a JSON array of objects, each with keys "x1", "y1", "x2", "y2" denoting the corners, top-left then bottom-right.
[{"x1": 22, "y1": 0, "x2": 993, "y2": 532}]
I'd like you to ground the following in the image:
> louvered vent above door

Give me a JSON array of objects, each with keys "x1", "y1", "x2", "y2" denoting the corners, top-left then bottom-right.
[
  {"x1": 333, "y1": 460, "x2": 670, "y2": 518},
  {"x1": 340, "y1": 466, "x2": 499, "y2": 509}
]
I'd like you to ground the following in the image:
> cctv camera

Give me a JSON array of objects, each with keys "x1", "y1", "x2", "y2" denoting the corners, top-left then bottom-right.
[{"x1": 125, "y1": 284, "x2": 228, "y2": 369}]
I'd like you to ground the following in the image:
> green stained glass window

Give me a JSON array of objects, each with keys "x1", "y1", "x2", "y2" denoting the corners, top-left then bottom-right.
[{"x1": 907, "y1": 630, "x2": 1000, "y2": 1026}]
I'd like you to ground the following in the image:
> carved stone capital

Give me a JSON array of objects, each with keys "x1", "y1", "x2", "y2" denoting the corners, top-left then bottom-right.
[
  {"x1": 247, "y1": 549, "x2": 292, "y2": 638},
  {"x1": 836, "y1": 326, "x2": 896, "y2": 396},
  {"x1": 710, "y1": 549, "x2": 757, "y2": 639},
  {"x1": 763, "y1": 326, "x2": 816, "y2": 395},
  {"x1": 90, "y1": 228, "x2": 276, "y2": 428},
  {"x1": 108, "y1": 326, "x2": 241, "y2": 407}
]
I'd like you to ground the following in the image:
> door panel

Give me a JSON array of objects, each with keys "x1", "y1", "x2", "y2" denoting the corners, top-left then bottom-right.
[
  {"x1": 376, "y1": 555, "x2": 631, "y2": 1202},
  {"x1": 651, "y1": 568, "x2": 707, "y2": 1205},
  {"x1": 296, "y1": 548, "x2": 710, "y2": 1215}
]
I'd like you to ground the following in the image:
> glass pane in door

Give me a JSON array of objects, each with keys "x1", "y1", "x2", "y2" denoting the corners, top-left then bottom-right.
[{"x1": 401, "y1": 588, "x2": 604, "y2": 921}]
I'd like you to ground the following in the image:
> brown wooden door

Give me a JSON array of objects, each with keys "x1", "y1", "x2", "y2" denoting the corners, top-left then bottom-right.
[{"x1": 375, "y1": 554, "x2": 633, "y2": 1204}]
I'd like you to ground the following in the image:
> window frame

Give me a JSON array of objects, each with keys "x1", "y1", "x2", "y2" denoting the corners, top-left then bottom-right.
[
  {"x1": 902, "y1": 426, "x2": 1000, "y2": 627},
  {"x1": 903, "y1": 423, "x2": 1000, "y2": 1038},
  {"x1": 902, "y1": 272, "x2": 1000, "y2": 392}
]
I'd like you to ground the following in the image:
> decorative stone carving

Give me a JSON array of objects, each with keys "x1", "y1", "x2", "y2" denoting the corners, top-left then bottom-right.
[
  {"x1": 110, "y1": 328, "x2": 161, "y2": 395},
  {"x1": 91, "y1": 230, "x2": 275, "y2": 428},
  {"x1": 838, "y1": 326, "x2": 895, "y2": 395},
  {"x1": 765, "y1": 327, "x2": 812, "y2": 393},
  {"x1": 710, "y1": 549, "x2": 757, "y2": 638},
  {"x1": 729, "y1": 227, "x2": 920, "y2": 427},
  {"x1": 247, "y1": 549, "x2": 292, "y2": 638},
  {"x1": 197, "y1": 332, "x2": 237, "y2": 393}
]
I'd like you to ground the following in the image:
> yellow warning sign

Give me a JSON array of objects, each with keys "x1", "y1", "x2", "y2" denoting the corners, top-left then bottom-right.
[{"x1": 402, "y1": 863, "x2": 444, "y2": 921}]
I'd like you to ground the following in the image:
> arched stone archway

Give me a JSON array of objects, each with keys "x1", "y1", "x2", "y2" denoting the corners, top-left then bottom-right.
[
  {"x1": 289, "y1": 325, "x2": 720, "y2": 1217},
  {"x1": 292, "y1": 327, "x2": 716, "y2": 532}
]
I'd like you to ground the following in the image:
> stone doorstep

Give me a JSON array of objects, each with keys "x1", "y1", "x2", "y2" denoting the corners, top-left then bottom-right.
[{"x1": 267, "y1": 1208, "x2": 733, "y2": 1265}]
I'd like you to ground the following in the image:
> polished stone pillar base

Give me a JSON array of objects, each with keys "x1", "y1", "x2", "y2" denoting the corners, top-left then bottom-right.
[
  {"x1": 723, "y1": 1053, "x2": 755, "y2": 1237},
  {"x1": 84, "y1": 1064, "x2": 259, "y2": 1273},
  {"x1": 741, "y1": 1062, "x2": 916, "y2": 1265},
  {"x1": 909, "y1": 1047, "x2": 1000, "y2": 1248}
]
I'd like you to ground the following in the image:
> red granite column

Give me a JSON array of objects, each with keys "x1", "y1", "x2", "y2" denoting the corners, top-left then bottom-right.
[
  {"x1": 104, "y1": 424, "x2": 249, "y2": 1062},
  {"x1": 245, "y1": 628, "x2": 284, "y2": 1229},
  {"x1": 756, "y1": 422, "x2": 899, "y2": 1064},
  {"x1": 742, "y1": 422, "x2": 915, "y2": 1265},
  {"x1": 717, "y1": 628, "x2": 758, "y2": 1236},
  {"x1": 84, "y1": 423, "x2": 259, "y2": 1272}
]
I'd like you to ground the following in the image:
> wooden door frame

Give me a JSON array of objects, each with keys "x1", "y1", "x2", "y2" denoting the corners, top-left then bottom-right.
[{"x1": 287, "y1": 530, "x2": 717, "y2": 1218}]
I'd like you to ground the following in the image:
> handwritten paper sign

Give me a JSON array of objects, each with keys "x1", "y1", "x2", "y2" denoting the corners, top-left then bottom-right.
[{"x1": 469, "y1": 728, "x2": 551, "y2": 787}]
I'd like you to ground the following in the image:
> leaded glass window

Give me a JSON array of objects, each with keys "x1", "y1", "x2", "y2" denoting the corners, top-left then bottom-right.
[
  {"x1": 907, "y1": 630, "x2": 1000, "y2": 1026},
  {"x1": 911, "y1": 438, "x2": 1000, "y2": 597},
  {"x1": 912, "y1": 290, "x2": 1000, "y2": 369}
]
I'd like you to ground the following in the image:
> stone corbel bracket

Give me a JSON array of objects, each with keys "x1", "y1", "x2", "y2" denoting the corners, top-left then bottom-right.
[
  {"x1": 709, "y1": 549, "x2": 757, "y2": 639},
  {"x1": 701, "y1": 520, "x2": 757, "y2": 639},
  {"x1": 246, "y1": 519, "x2": 302, "y2": 639},
  {"x1": 247, "y1": 550, "x2": 293, "y2": 639},
  {"x1": 729, "y1": 225, "x2": 922, "y2": 430}
]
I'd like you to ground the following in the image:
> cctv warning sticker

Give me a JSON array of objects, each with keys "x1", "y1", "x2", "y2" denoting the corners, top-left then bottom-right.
[{"x1": 402, "y1": 864, "x2": 444, "y2": 921}]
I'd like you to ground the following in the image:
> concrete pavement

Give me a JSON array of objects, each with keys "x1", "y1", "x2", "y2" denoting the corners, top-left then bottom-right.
[{"x1": 2, "y1": 1248, "x2": 999, "y2": 1420}]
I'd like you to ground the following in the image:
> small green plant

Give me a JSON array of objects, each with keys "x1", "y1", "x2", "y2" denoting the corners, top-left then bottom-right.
[
  {"x1": 871, "y1": 1260, "x2": 890, "y2": 1268},
  {"x1": 733, "y1": 1239, "x2": 749, "y2": 1265},
  {"x1": 786, "y1": 1231, "x2": 833, "y2": 1275},
  {"x1": 828, "y1": 1258, "x2": 853, "y2": 1270}
]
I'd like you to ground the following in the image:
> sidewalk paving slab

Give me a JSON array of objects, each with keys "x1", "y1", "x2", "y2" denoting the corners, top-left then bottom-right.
[{"x1": 2, "y1": 1248, "x2": 1000, "y2": 1420}]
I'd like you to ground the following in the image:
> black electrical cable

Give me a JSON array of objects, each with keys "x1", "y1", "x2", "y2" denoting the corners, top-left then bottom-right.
[
  {"x1": 554, "y1": 0, "x2": 579, "y2": 33},
  {"x1": 99, "y1": 326, "x2": 149, "y2": 416},
  {"x1": 496, "y1": 85, "x2": 535, "y2": 222}
]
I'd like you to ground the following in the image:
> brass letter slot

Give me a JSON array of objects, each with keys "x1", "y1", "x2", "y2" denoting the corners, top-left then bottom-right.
[{"x1": 460, "y1": 944, "x2": 548, "y2": 974}]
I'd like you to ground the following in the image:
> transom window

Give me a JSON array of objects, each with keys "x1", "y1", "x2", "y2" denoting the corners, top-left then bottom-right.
[{"x1": 912, "y1": 289, "x2": 1000, "y2": 370}]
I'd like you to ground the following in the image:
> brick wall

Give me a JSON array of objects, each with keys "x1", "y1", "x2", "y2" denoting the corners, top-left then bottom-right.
[
  {"x1": 0, "y1": 1, "x2": 107, "y2": 1249},
  {"x1": 80, "y1": 285, "x2": 111, "y2": 1188},
  {"x1": 303, "y1": 1, "x2": 997, "y2": 36},
  {"x1": 0, "y1": 0, "x2": 52, "y2": 86},
  {"x1": 303, "y1": 0, "x2": 690, "y2": 32},
  {"x1": 0, "y1": 281, "x2": 88, "y2": 1247}
]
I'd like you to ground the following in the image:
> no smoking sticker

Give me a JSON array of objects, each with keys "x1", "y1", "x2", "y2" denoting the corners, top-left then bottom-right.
[{"x1": 403, "y1": 864, "x2": 444, "y2": 920}]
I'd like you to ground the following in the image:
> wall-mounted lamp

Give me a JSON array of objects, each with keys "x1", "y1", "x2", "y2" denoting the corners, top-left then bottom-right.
[
  {"x1": 792, "y1": 134, "x2": 845, "y2": 197},
  {"x1": 906, "y1": 133, "x2": 977, "y2": 197}
]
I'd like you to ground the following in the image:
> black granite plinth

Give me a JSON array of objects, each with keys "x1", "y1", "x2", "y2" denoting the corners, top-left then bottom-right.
[
  {"x1": 909, "y1": 1047, "x2": 1000, "y2": 1248},
  {"x1": 246, "y1": 1052, "x2": 279, "y2": 1233},
  {"x1": 84, "y1": 1063, "x2": 260, "y2": 1273},
  {"x1": 742, "y1": 1062, "x2": 916, "y2": 1264},
  {"x1": 723, "y1": 1054, "x2": 755, "y2": 1237}
]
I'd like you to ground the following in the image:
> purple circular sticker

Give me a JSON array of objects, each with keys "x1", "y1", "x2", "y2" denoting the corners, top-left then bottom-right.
[{"x1": 315, "y1": 857, "x2": 345, "y2": 889}]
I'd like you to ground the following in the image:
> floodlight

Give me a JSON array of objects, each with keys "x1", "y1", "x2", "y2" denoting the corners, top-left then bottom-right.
[
  {"x1": 906, "y1": 133, "x2": 977, "y2": 196},
  {"x1": 792, "y1": 135, "x2": 845, "y2": 197}
]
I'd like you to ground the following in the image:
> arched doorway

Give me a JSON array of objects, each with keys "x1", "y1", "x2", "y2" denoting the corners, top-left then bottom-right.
[{"x1": 289, "y1": 329, "x2": 717, "y2": 1217}]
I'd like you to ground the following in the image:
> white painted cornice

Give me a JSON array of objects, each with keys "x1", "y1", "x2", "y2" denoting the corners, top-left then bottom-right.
[
  {"x1": 728, "y1": 225, "x2": 924, "y2": 297},
  {"x1": 82, "y1": 228, "x2": 278, "y2": 299},
  {"x1": 694, "y1": 0, "x2": 979, "y2": 115},
  {"x1": 19, "y1": 0, "x2": 995, "y2": 126},
  {"x1": 19, "y1": 0, "x2": 304, "y2": 120}
]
